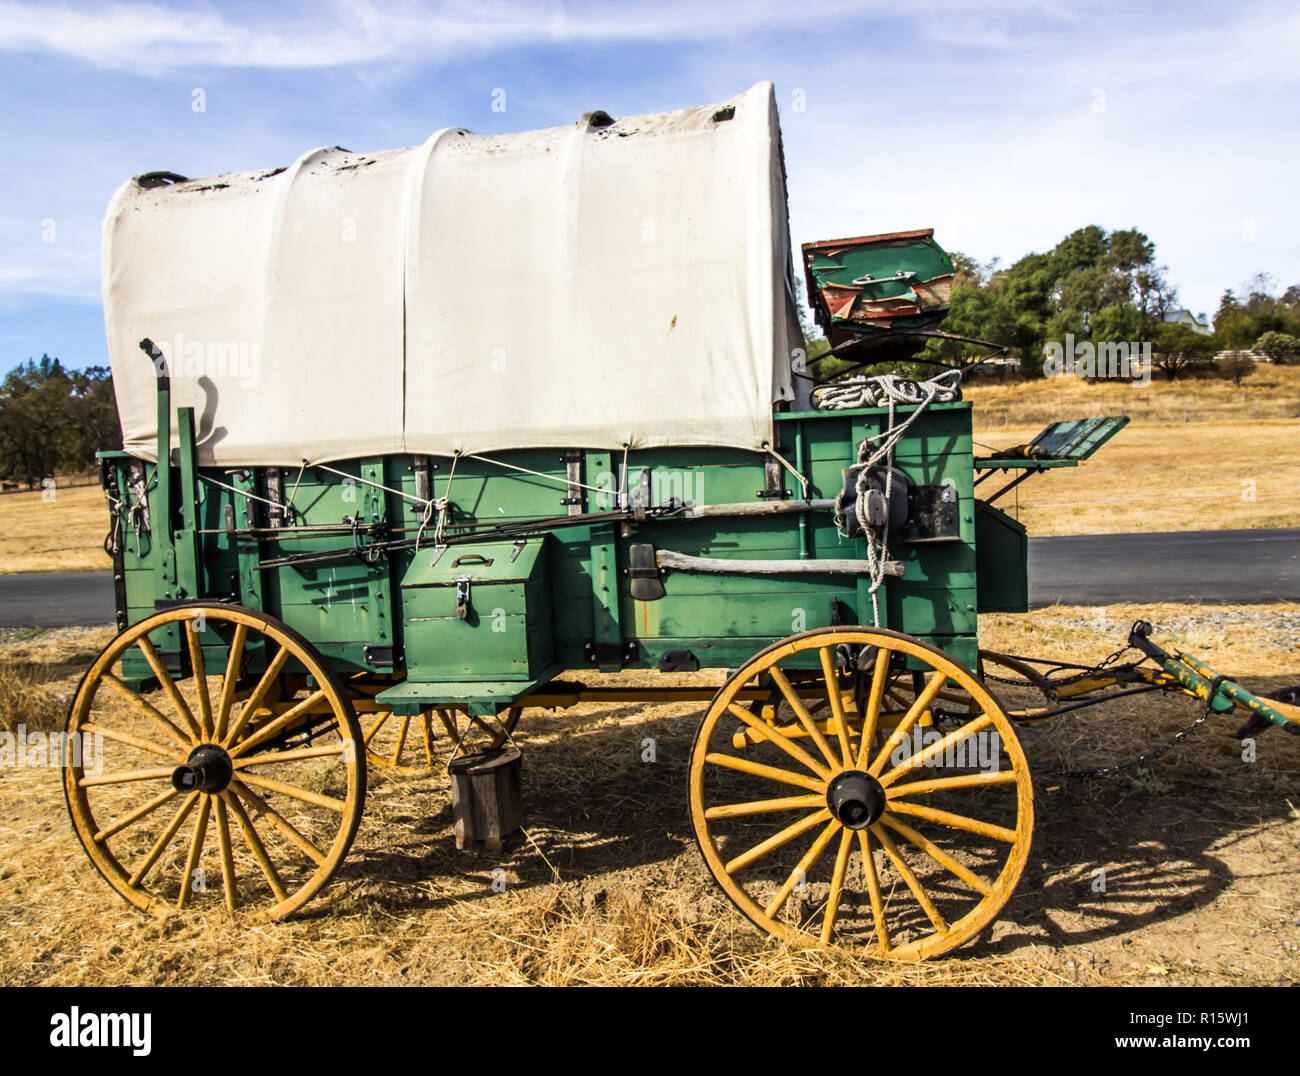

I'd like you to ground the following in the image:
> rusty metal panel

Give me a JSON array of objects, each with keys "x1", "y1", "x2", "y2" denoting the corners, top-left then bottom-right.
[{"x1": 802, "y1": 228, "x2": 954, "y2": 338}]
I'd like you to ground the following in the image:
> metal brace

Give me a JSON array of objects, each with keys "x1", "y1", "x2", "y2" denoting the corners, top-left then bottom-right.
[{"x1": 561, "y1": 451, "x2": 586, "y2": 514}]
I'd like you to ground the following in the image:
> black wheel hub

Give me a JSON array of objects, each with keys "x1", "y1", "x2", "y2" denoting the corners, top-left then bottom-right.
[
  {"x1": 826, "y1": 770, "x2": 886, "y2": 829},
  {"x1": 172, "y1": 743, "x2": 234, "y2": 794}
]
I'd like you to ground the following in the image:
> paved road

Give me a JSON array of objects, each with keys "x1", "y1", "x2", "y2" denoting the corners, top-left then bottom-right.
[
  {"x1": 0, "y1": 570, "x2": 116, "y2": 628},
  {"x1": 0, "y1": 527, "x2": 1296, "y2": 627},
  {"x1": 1028, "y1": 527, "x2": 1300, "y2": 607}
]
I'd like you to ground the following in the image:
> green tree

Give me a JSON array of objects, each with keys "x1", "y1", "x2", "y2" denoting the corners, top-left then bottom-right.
[
  {"x1": 1150, "y1": 322, "x2": 1216, "y2": 380},
  {"x1": 1214, "y1": 276, "x2": 1300, "y2": 346},
  {"x1": 0, "y1": 357, "x2": 120, "y2": 487},
  {"x1": 922, "y1": 225, "x2": 1174, "y2": 375},
  {"x1": 1253, "y1": 330, "x2": 1299, "y2": 364}
]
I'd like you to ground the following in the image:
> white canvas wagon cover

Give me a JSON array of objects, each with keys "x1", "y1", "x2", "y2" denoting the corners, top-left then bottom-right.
[{"x1": 103, "y1": 82, "x2": 800, "y2": 466}]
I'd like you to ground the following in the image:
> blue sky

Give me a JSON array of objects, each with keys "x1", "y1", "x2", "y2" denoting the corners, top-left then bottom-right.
[{"x1": 1, "y1": 0, "x2": 1297, "y2": 370}]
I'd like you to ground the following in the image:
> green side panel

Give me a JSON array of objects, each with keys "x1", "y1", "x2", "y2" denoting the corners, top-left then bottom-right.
[
  {"x1": 105, "y1": 396, "x2": 991, "y2": 686},
  {"x1": 974, "y1": 500, "x2": 1028, "y2": 613}
]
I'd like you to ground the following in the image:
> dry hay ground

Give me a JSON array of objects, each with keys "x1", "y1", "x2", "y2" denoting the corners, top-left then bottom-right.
[
  {"x1": 1, "y1": 607, "x2": 1298, "y2": 987},
  {"x1": 0, "y1": 482, "x2": 112, "y2": 573},
  {"x1": 972, "y1": 420, "x2": 1300, "y2": 536}
]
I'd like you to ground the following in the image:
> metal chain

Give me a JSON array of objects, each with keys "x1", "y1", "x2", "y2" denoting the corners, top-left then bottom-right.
[
  {"x1": 982, "y1": 642, "x2": 1138, "y2": 689},
  {"x1": 986, "y1": 641, "x2": 1211, "y2": 779}
]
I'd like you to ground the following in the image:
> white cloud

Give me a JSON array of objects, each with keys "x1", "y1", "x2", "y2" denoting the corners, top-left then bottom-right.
[
  {"x1": 0, "y1": 0, "x2": 1097, "y2": 72},
  {"x1": 0, "y1": 0, "x2": 849, "y2": 70}
]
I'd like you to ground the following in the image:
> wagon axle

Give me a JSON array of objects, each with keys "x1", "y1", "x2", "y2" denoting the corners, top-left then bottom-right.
[
  {"x1": 171, "y1": 744, "x2": 234, "y2": 794},
  {"x1": 825, "y1": 770, "x2": 886, "y2": 830}
]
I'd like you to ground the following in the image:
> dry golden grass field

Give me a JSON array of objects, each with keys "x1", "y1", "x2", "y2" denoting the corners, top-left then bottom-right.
[
  {"x1": 0, "y1": 480, "x2": 111, "y2": 573},
  {"x1": 964, "y1": 364, "x2": 1300, "y2": 535},
  {"x1": 1, "y1": 606, "x2": 1297, "y2": 987}
]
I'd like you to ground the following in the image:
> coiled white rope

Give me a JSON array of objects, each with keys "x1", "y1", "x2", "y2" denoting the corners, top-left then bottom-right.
[
  {"x1": 826, "y1": 369, "x2": 962, "y2": 626},
  {"x1": 813, "y1": 368, "x2": 962, "y2": 411}
]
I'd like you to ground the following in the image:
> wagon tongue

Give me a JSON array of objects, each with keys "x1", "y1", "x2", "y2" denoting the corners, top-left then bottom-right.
[
  {"x1": 171, "y1": 744, "x2": 234, "y2": 794},
  {"x1": 825, "y1": 770, "x2": 887, "y2": 829}
]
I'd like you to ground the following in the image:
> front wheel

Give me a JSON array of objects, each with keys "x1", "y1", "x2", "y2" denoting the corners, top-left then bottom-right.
[
  {"x1": 64, "y1": 602, "x2": 366, "y2": 921},
  {"x1": 689, "y1": 627, "x2": 1033, "y2": 961}
]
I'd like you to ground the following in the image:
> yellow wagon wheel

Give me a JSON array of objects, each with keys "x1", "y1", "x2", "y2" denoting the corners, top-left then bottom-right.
[
  {"x1": 689, "y1": 627, "x2": 1033, "y2": 961},
  {"x1": 64, "y1": 602, "x2": 365, "y2": 920}
]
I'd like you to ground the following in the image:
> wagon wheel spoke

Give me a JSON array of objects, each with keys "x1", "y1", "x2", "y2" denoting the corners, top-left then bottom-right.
[
  {"x1": 128, "y1": 791, "x2": 199, "y2": 887},
  {"x1": 366, "y1": 702, "x2": 516, "y2": 772},
  {"x1": 134, "y1": 636, "x2": 203, "y2": 743},
  {"x1": 691, "y1": 627, "x2": 1033, "y2": 961},
  {"x1": 885, "y1": 800, "x2": 1019, "y2": 843},
  {"x1": 228, "y1": 689, "x2": 329, "y2": 758},
  {"x1": 222, "y1": 791, "x2": 288, "y2": 902},
  {"x1": 857, "y1": 829, "x2": 892, "y2": 952},
  {"x1": 214, "y1": 622, "x2": 248, "y2": 743},
  {"x1": 80, "y1": 765, "x2": 176, "y2": 787},
  {"x1": 868, "y1": 671, "x2": 947, "y2": 776},
  {"x1": 93, "y1": 787, "x2": 178, "y2": 844},
  {"x1": 724, "y1": 809, "x2": 832, "y2": 874},
  {"x1": 363, "y1": 710, "x2": 392, "y2": 746},
  {"x1": 725, "y1": 702, "x2": 831, "y2": 780},
  {"x1": 215, "y1": 796, "x2": 238, "y2": 911},
  {"x1": 435, "y1": 708, "x2": 459, "y2": 742},
  {"x1": 230, "y1": 781, "x2": 328, "y2": 866},
  {"x1": 855, "y1": 645, "x2": 892, "y2": 768},
  {"x1": 185, "y1": 616, "x2": 215, "y2": 740},
  {"x1": 878, "y1": 813, "x2": 993, "y2": 896},
  {"x1": 877, "y1": 713, "x2": 995, "y2": 788},
  {"x1": 886, "y1": 771, "x2": 1018, "y2": 798},
  {"x1": 394, "y1": 711, "x2": 435, "y2": 769},
  {"x1": 702, "y1": 752, "x2": 825, "y2": 793},
  {"x1": 222, "y1": 644, "x2": 291, "y2": 749},
  {"x1": 764, "y1": 818, "x2": 840, "y2": 920},
  {"x1": 81, "y1": 721, "x2": 187, "y2": 763},
  {"x1": 871, "y1": 822, "x2": 949, "y2": 935},
  {"x1": 233, "y1": 744, "x2": 348, "y2": 768},
  {"x1": 390, "y1": 714, "x2": 412, "y2": 765},
  {"x1": 98, "y1": 674, "x2": 191, "y2": 749},
  {"x1": 476, "y1": 707, "x2": 522, "y2": 750},
  {"x1": 176, "y1": 796, "x2": 212, "y2": 909},
  {"x1": 819, "y1": 827, "x2": 855, "y2": 943},
  {"x1": 65, "y1": 604, "x2": 365, "y2": 922},
  {"x1": 420, "y1": 711, "x2": 436, "y2": 765},
  {"x1": 767, "y1": 667, "x2": 838, "y2": 769},
  {"x1": 817, "y1": 646, "x2": 855, "y2": 766},
  {"x1": 236, "y1": 771, "x2": 346, "y2": 813},
  {"x1": 704, "y1": 794, "x2": 825, "y2": 820}
]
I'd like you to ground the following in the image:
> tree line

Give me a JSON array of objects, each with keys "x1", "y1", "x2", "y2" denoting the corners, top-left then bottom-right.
[
  {"x1": 0, "y1": 356, "x2": 121, "y2": 489},
  {"x1": 898, "y1": 225, "x2": 1298, "y2": 380}
]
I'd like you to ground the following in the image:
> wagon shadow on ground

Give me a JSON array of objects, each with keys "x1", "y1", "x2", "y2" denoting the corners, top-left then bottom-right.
[{"x1": 329, "y1": 682, "x2": 1300, "y2": 960}]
